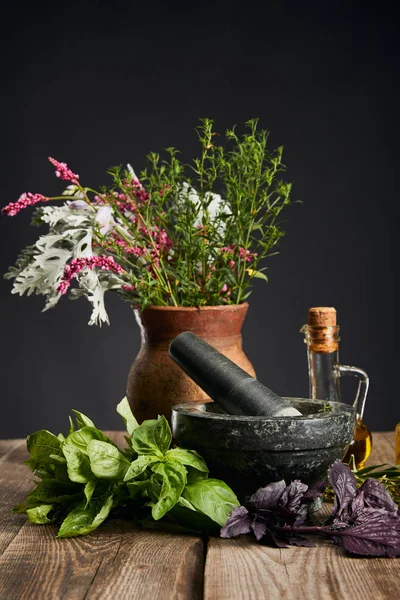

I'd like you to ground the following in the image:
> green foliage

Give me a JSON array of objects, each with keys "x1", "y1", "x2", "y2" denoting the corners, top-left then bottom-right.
[{"x1": 14, "y1": 399, "x2": 239, "y2": 537}]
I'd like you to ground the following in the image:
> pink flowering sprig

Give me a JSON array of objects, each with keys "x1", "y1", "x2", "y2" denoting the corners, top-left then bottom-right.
[
  {"x1": 48, "y1": 157, "x2": 79, "y2": 185},
  {"x1": 221, "y1": 245, "x2": 258, "y2": 270},
  {"x1": 2, "y1": 193, "x2": 49, "y2": 217},
  {"x1": 57, "y1": 255, "x2": 125, "y2": 295},
  {"x1": 2, "y1": 158, "x2": 88, "y2": 218}
]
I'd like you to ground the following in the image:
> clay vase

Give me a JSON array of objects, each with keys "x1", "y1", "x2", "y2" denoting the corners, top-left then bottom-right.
[{"x1": 126, "y1": 303, "x2": 256, "y2": 423}]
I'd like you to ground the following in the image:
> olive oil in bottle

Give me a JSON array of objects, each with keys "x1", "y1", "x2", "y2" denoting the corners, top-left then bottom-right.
[{"x1": 302, "y1": 307, "x2": 372, "y2": 469}]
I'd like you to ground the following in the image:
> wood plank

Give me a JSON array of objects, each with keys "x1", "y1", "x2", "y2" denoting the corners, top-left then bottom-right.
[
  {"x1": 0, "y1": 440, "x2": 32, "y2": 557},
  {"x1": 204, "y1": 431, "x2": 399, "y2": 600},
  {"x1": 0, "y1": 521, "x2": 203, "y2": 600},
  {"x1": 367, "y1": 432, "x2": 396, "y2": 465},
  {"x1": 0, "y1": 433, "x2": 204, "y2": 599}
]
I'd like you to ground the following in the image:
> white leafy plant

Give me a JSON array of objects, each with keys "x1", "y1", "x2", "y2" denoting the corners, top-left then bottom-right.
[
  {"x1": 7, "y1": 187, "x2": 126, "y2": 326},
  {"x1": 6, "y1": 179, "x2": 227, "y2": 326}
]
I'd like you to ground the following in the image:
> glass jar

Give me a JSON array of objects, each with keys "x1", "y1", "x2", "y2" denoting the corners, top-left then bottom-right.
[{"x1": 302, "y1": 308, "x2": 372, "y2": 469}]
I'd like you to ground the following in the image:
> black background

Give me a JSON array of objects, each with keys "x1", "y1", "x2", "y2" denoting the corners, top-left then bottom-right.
[{"x1": 1, "y1": 0, "x2": 399, "y2": 438}]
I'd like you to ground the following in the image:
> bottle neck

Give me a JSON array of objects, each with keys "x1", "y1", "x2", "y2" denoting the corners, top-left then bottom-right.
[{"x1": 302, "y1": 325, "x2": 341, "y2": 402}]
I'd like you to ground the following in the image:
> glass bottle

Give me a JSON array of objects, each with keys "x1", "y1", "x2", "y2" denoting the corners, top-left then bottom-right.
[{"x1": 302, "y1": 307, "x2": 372, "y2": 469}]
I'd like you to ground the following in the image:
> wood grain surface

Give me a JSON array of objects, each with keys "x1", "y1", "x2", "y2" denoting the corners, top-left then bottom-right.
[
  {"x1": 204, "y1": 432, "x2": 399, "y2": 600},
  {"x1": 0, "y1": 432, "x2": 397, "y2": 599}
]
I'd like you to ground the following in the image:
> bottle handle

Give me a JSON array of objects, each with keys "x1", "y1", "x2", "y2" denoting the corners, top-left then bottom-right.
[{"x1": 338, "y1": 364, "x2": 369, "y2": 419}]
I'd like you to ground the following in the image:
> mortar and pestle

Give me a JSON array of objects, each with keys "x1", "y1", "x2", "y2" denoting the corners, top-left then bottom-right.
[{"x1": 169, "y1": 332, "x2": 356, "y2": 498}]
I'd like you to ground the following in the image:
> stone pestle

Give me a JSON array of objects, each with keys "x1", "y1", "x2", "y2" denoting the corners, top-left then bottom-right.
[{"x1": 169, "y1": 332, "x2": 302, "y2": 417}]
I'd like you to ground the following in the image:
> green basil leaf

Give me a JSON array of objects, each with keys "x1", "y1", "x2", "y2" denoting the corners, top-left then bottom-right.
[
  {"x1": 151, "y1": 462, "x2": 187, "y2": 520},
  {"x1": 170, "y1": 497, "x2": 219, "y2": 532},
  {"x1": 186, "y1": 467, "x2": 208, "y2": 484},
  {"x1": 131, "y1": 416, "x2": 172, "y2": 457},
  {"x1": 27, "y1": 430, "x2": 63, "y2": 464},
  {"x1": 84, "y1": 481, "x2": 97, "y2": 506},
  {"x1": 124, "y1": 455, "x2": 160, "y2": 482},
  {"x1": 27, "y1": 504, "x2": 55, "y2": 524},
  {"x1": 127, "y1": 480, "x2": 149, "y2": 499},
  {"x1": 62, "y1": 444, "x2": 94, "y2": 484},
  {"x1": 87, "y1": 440, "x2": 130, "y2": 479},
  {"x1": 49, "y1": 454, "x2": 67, "y2": 464},
  {"x1": 71, "y1": 409, "x2": 95, "y2": 429},
  {"x1": 27, "y1": 479, "x2": 81, "y2": 504},
  {"x1": 182, "y1": 478, "x2": 239, "y2": 526},
  {"x1": 116, "y1": 396, "x2": 139, "y2": 436},
  {"x1": 166, "y1": 448, "x2": 209, "y2": 473},
  {"x1": 57, "y1": 433, "x2": 66, "y2": 443},
  {"x1": 57, "y1": 493, "x2": 113, "y2": 538},
  {"x1": 68, "y1": 415, "x2": 75, "y2": 435},
  {"x1": 65, "y1": 426, "x2": 114, "y2": 455}
]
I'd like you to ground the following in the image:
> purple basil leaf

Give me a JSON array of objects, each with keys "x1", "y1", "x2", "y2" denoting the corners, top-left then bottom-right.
[
  {"x1": 360, "y1": 478, "x2": 399, "y2": 516},
  {"x1": 332, "y1": 513, "x2": 400, "y2": 557},
  {"x1": 220, "y1": 506, "x2": 252, "y2": 538},
  {"x1": 251, "y1": 516, "x2": 268, "y2": 541},
  {"x1": 270, "y1": 532, "x2": 289, "y2": 548},
  {"x1": 286, "y1": 533, "x2": 315, "y2": 548},
  {"x1": 279, "y1": 480, "x2": 308, "y2": 513},
  {"x1": 328, "y1": 461, "x2": 357, "y2": 520},
  {"x1": 293, "y1": 503, "x2": 310, "y2": 526},
  {"x1": 247, "y1": 480, "x2": 286, "y2": 512},
  {"x1": 302, "y1": 481, "x2": 328, "y2": 502}
]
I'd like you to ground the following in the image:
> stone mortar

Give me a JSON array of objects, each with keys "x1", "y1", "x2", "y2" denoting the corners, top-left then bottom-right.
[{"x1": 172, "y1": 398, "x2": 356, "y2": 500}]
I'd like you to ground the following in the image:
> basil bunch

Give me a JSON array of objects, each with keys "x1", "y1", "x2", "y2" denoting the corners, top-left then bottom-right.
[{"x1": 14, "y1": 398, "x2": 239, "y2": 538}]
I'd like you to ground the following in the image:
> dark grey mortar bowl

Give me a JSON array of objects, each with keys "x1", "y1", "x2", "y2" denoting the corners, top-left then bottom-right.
[{"x1": 172, "y1": 398, "x2": 356, "y2": 500}]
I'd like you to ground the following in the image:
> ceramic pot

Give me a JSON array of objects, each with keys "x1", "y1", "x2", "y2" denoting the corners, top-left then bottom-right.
[{"x1": 126, "y1": 303, "x2": 255, "y2": 423}]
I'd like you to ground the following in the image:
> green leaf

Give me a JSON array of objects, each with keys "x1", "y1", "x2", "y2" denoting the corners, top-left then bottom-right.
[
  {"x1": 87, "y1": 440, "x2": 130, "y2": 479},
  {"x1": 49, "y1": 454, "x2": 67, "y2": 464},
  {"x1": 62, "y1": 444, "x2": 93, "y2": 484},
  {"x1": 246, "y1": 268, "x2": 269, "y2": 283},
  {"x1": 68, "y1": 416, "x2": 75, "y2": 435},
  {"x1": 131, "y1": 416, "x2": 172, "y2": 457},
  {"x1": 27, "y1": 504, "x2": 54, "y2": 524},
  {"x1": 65, "y1": 426, "x2": 114, "y2": 455},
  {"x1": 84, "y1": 481, "x2": 97, "y2": 506},
  {"x1": 170, "y1": 497, "x2": 219, "y2": 532},
  {"x1": 182, "y1": 478, "x2": 239, "y2": 526},
  {"x1": 57, "y1": 494, "x2": 113, "y2": 538},
  {"x1": 186, "y1": 467, "x2": 208, "y2": 484},
  {"x1": 71, "y1": 409, "x2": 95, "y2": 429},
  {"x1": 116, "y1": 397, "x2": 139, "y2": 436},
  {"x1": 127, "y1": 480, "x2": 149, "y2": 499},
  {"x1": 27, "y1": 430, "x2": 63, "y2": 464},
  {"x1": 26, "y1": 479, "x2": 81, "y2": 505},
  {"x1": 166, "y1": 448, "x2": 209, "y2": 473},
  {"x1": 151, "y1": 462, "x2": 187, "y2": 520},
  {"x1": 124, "y1": 455, "x2": 160, "y2": 481}
]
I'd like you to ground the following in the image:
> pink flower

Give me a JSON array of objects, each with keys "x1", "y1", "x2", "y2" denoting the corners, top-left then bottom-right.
[
  {"x1": 122, "y1": 284, "x2": 136, "y2": 292},
  {"x1": 2, "y1": 193, "x2": 48, "y2": 216},
  {"x1": 221, "y1": 245, "x2": 257, "y2": 263},
  {"x1": 57, "y1": 255, "x2": 124, "y2": 295},
  {"x1": 48, "y1": 157, "x2": 79, "y2": 184},
  {"x1": 221, "y1": 284, "x2": 228, "y2": 293}
]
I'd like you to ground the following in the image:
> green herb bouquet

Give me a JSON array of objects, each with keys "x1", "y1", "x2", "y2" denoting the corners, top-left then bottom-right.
[
  {"x1": 15, "y1": 398, "x2": 239, "y2": 537},
  {"x1": 3, "y1": 119, "x2": 292, "y2": 324}
]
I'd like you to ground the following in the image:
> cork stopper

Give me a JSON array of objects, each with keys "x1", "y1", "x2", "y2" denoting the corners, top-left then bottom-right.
[{"x1": 308, "y1": 307, "x2": 337, "y2": 328}]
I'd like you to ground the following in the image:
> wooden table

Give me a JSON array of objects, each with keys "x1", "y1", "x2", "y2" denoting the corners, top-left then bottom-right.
[{"x1": 0, "y1": 432, "x2": 398, "y2": 599}]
